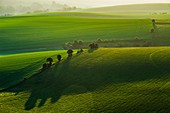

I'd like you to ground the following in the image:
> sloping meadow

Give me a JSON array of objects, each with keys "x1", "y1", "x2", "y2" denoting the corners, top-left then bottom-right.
[{"x1": 1, "y1": 47, "x2": 170, "y2": 112}]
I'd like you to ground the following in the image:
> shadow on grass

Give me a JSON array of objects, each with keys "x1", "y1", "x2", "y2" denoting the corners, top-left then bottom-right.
[
  {"x1": 88, "y1": 49, "x2": 97, "y2": 53},
  {"x1": 3, "y1": 54, "x2": 170, "y2": 110},
  {"x1": 0, "y1": 60, "x2": 43, "y2": 91},
  {"x1": 24, "y1": 57, "x2": 74, "y2": 110}
]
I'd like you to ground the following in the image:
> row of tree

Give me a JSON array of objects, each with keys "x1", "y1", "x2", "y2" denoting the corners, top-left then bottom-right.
[
  {"x1": 42, "y1": 49, "x2": 84, "y2": 70},
  {"x1": 151, "y1": 19, "x2": 157, "y2": 33},
  {"x1": 89, "y1": 43, "x2": 99, "y2": 49}
]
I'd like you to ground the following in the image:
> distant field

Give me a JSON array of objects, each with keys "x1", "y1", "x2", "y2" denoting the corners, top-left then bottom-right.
[
  {"x1": 0, "y1": 15, "x2": 151, "y2": 54},
  {"x1": 83, "y1": 3, "x2": 170, "y2": 14},
  {"x1": 0, "y1": 12, "x2": 170, "y2": 54},
  {"x1": 1, "y1": 47, "x2": 170, "y2": 112},
  {"x1": 0, "y1": 3, "x2": 170, "y2": 54},
  {"x1": 35, "y1": 12, "x2": 170, "y2": 19}
]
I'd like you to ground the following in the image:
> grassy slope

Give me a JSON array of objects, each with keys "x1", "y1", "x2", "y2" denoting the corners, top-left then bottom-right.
[
  {"x1": 83, "y1": 3, "x2": 170, "y2": 14},
  {"x1": 1, "y1": 47, "x2": 170, "y2": 112},
  {"x1": 0, "y1": 50, "x2": 67, "y2": 90},
  {"x1": 0, "y1": 15, "x2": 149, "y2": 53},
  {"x1": 35, "y1": 12, "x2": 170, "y2": 19},
  {"x1": 1, "y1": 13, "x2": 170, "y2": 54}
]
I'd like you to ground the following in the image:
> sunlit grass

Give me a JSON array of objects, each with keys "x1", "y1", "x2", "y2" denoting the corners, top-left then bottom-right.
[{"x1": 1, "y1": 47, "x2": 170, "y2": 112}]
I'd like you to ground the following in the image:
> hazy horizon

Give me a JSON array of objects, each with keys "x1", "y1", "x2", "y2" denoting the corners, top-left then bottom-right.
[
  {"x1": 60, "y1": 0, "x2": 170, "y2": 7},
  {"x1": 0, "y1": 0, "x2": 170, "y2": 8}
]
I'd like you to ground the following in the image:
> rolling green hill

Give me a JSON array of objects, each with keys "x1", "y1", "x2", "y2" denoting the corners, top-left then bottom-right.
[
  {"x1": 1, "y1": 47, "x2": 170, "y2": 112},
  {"x1": 0, "y1": 3, "x2": 170, "y2": 112},
  {"x1": 0, "y1": 15, "x2": 151, "y2": 54},
  {"x1": 0, "y1": 50, "x2": 67, "y2": 90},
  {"x1": 0, "y1": 13, "x2": 170, "y2": 54},
  {"x1": 83, "y1": 3, "x2": 170, "y2": 14}
]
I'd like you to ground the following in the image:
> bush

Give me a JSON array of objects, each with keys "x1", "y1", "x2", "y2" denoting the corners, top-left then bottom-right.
[
  {"x1": 89, "y1": 43, "x2": 99, "y2": 49},
  {"x1": 46, "y1": 58, "x2": 53, "y2": 66},
  {"x1": 67, "y1": 49, "x2": 73, "y2": 57},
  {"x1": 57, "y1": 55, "x2": 62, "y2": 62},
  {"x1": 77, "y1": 49, "x2": 84, "y2": 54}
]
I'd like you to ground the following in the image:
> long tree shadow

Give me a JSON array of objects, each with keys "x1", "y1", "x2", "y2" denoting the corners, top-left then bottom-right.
[
  {"x1": 0, "y1": 60, "x2": 43, "y2": 91},
  {"x1": 3, "y1": 53, "x2": 170, "y2": 110},
  {"x1": 24, "y1": 57, "x2": 75, "y2": 110}
]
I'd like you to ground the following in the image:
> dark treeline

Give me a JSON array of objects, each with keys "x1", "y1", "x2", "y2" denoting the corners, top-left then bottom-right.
[
  {"x1": 63, "y1": 38, "x2": 152, "y2": 50},
  {"x1": 42, "y1": 49, "x2": 84, "y2": 71}
]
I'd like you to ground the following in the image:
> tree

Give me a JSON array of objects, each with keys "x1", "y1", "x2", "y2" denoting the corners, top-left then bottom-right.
[
  {"x1": 89, "y1": 43, "x2": 95, "y2": 49},
  {"x1": 152, "y1": 19, "x2": 156, "y2": 29},
  {"x1": 89, "y1": 43, "x2": 99, "y2": 49},
  {"x1": 95, "y1": 44, "x2": 98, "y2": 49},
  {"x1": 46, "y1": 57, "x2": 53, "y2": 66},
  {"x1": 77, "y1": 49, "x2": 84, "y2": 54},
  {"x1": 80, "y1": 49, "x2": 83, "y2": 53},
  {"x1": 77, "y1": 50, "x2": 80, "y2": 54},
  {"x1": 67, "y1": 49, "x2": 73, "y2": 57},
  {"x1": 89, "y1": 43, "x2": 93, "y2": 49},
  {"x1": 152, "y1": 19, "x2": 155, "y2": 23},
  {"x1": 57, "y1": 55, "x2": 62, "y2": 62}
]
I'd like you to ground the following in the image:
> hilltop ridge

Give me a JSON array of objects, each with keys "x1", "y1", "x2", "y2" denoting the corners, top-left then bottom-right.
[{"x1": 82, "y1": 3, "x2": 170, "y2": 14}]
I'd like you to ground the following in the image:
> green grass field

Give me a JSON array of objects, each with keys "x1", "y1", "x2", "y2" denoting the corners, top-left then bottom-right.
[
  {"x1": 0, "y1": 3, "x2": 170, "y2": 113},
  {"x1": 1, "y1": 47, "x2": 170, "y2": 112},
  {"x1": 0, "y1": 50, "x2": 68, "y2": 90},
  {"x1": 0, "y1": 12, "x2": 170, "y2": 54},
  {"x1": 0, "y1": 15, "x2": 150, "y2": 54}
]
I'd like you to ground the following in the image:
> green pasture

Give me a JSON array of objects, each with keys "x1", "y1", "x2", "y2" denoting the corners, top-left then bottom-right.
[
  {"x1": 1, "y1": 47, "x2": 170, "y2": 112},
  {"x1": 0, "y1": 15, "x2": 151, "y2": 54},
  {"x1": 0, "y1": 3, "x2": 170, "y2": 112},
  {"x1": 0, "y1": 12, "x2": 169, "y2": 54},
  {"x1": 0, "y1": 50, "x2": 67, "y2": 90}
]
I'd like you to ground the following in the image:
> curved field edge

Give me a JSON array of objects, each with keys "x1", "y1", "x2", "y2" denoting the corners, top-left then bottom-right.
[
  {"x1": 0, "y1": 47, "x2": 170, "y2": 112},
  {"x1": 0, "y1": 15, "x2": 151, "y2": 54},
  {"x1": 0, "y1": 50, "x2": 68, "y2": 90},
  {"x1": 1, "y1": 12, "x2": 170, "y2": 54}
]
